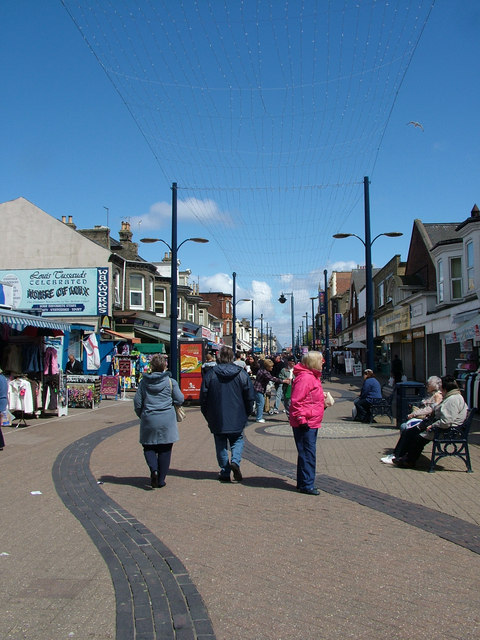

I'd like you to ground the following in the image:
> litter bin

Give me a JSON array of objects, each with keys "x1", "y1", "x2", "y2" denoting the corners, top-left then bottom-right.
[{"x1": 395, "y1": 381, "x2": 426, "y2": 428}]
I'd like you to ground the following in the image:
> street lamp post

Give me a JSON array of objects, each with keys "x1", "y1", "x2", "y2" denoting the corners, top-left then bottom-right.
[
  {"x1": 278, "y1": 292, "x2": 295, "y2": 356},
  {"x1": 310, "y1": 297, "x2": 317, "y2": 349},
  {"x1": 304, "y1": 312, "x2": 309, "y2": 349},
  {"x1": 333, "y1": 176, "x2": 402, "y2": 370},
  {"x1": 251, "y1": 300, "x2": 254, "y2": 354},
  {"x1": 141, "y1": 183, "x2": 209, "y2": 381}
]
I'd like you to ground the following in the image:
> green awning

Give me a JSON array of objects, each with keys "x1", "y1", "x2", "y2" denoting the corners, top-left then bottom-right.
[{"x1": 133, "y1": 342, "x2": 166, "y2": 354}]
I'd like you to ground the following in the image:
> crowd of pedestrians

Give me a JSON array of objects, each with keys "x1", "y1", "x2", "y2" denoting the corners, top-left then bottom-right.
[{"x1": 131, "y1": 347, "x2": 468, "y2": 494}]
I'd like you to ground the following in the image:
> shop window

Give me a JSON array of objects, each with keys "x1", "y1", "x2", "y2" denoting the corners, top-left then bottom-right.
[
  {"x1": 466, "y1": 241, "x2": 475, "y2": 291},
  {"x1": 450, "y1": 257, "x2": 462, "y2": 300},
  {"x1": 155, "y1": 287, "x2": 166, "y2": 316},
  {"x1": 129, "y1": 274, "x2": 144, "y2": 309},
  {"x1": 437, "y1": 259, "x2": 444, "y2": 303},
  {"x1": 114, "y1": 270, "x2": 121, "y2": 307}
]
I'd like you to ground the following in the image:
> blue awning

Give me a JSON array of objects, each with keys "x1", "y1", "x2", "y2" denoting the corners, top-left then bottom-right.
[{"x1": 0, "y1": 309, "x2": 71, "y2": 331}]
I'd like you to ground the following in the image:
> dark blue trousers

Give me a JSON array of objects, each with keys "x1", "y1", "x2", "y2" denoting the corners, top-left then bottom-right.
[
  {"x1": 143, "y1": 443, "x2": 173, "y2": 485},
  {"x1": 292, "y1": 426, "x2": 318, "y2": 490}
]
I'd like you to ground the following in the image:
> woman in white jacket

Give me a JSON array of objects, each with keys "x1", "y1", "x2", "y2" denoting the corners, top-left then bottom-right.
[{"x1": 390, "y1": 375, "x2": 467, "y2": 469}]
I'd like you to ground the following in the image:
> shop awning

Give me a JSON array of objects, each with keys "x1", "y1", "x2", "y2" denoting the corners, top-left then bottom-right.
[
  {"x1": 444, "y1": 314, "x2": 480, "y2": 344},
  {"x1": 101, "y1": 328, "x2": 141, "y2": 343},
  {"x1": 133, "y1": 343, "x2": 166, "y2": 354},
  {"x1": 0, "y1": 309, "x2": 71, "y2": 331},
  {"x1": 134, "y1": 327, "x2": 171, "y2": 343}
]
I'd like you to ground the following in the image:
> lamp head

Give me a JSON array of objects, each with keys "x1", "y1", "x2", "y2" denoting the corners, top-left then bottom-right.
[
  {"x1": 384, "y1": 232, "x2": 403, "y2": 238},
  {"x1": 189, "y1": 237, "x2": 209, "y2": 243},
  {"x1": 332, "y1": 233, "x2": 352, "y2": 239},
  {"x1": 140, "y1": 237, "x2": 161, "y2": 243},
  {"x1": 278, "y1": 294, "x2": 287, "y2": 304}
]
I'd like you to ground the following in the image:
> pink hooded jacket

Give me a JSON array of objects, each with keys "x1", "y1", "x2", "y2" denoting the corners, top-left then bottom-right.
[{"x1": 288, "y1": 362, "x2": 325, "y2": 429}]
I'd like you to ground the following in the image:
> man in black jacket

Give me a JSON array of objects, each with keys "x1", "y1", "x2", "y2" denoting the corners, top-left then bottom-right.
[
  {"x1": 200, "y1": 346, "x2": 254, "y2": 482},
  {"x1": 65, "y1": 353, "x2": 83, "y2": 374}
]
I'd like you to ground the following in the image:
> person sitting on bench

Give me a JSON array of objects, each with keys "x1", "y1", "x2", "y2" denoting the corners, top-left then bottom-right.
[
  {"x1": 384, "y1": 375, "x2": 467, "y2": 469},
  {"x1": 353, "y1": 369, "x2": 382, "y2": 423}
]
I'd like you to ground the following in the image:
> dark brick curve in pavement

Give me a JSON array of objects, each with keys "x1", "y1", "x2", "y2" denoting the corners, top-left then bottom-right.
[
  {"x1": 243, "y1": 432, "x2": 480, "y2": 556},
  {"x1": 52, "y1": 419, "x2": 216, "y2": 640}
]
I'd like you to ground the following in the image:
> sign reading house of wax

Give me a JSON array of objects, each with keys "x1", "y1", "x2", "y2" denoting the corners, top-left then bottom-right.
[{"x1": 0, "y1": 268, "x2": 109, "y2": 316}]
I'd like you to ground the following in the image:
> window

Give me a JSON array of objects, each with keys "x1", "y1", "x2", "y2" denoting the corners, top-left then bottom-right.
[
  {"x1": 450, "y1": 257, "x2": 462, "y2": 300},
  {"x1": 466, "y1": 241, "x2": 475, "y2": 291},
  {"x1": 225, "y1": 300, "x2": 231, "y2": 314},
  {"x1": 377, "y1": 281, "x2": 384, "y2": 307},
  {"x1": 187, "y1": 303, "x2": 195, "y2": 322},
  {"x1": 129, "y1": 274, "x2": 144, "y2": 309},
  {"x1": 198, "y1": 309, "x2": 205, "y2": 325},
  {"x1": 155, "y1": 287, "x2": 166, "y2": 316},
  {"x1": 437, "y1": 259, "x2": 444, "y2": 303},
  {"x1": 114, "y1": 270, "x2": 121, "y2": 306},
  {"x1": 148, "y1": 279, "x2": 154, "y2": 311},
  {"x1": 177, "y1": 298, "x2": 182, "y2": 319}
]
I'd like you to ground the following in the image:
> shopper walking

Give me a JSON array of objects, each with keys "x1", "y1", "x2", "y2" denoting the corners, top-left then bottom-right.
[
  {"x1": 134, "y1": 355, "x2": 184, "y2": 488},
  {"x1": 200, "y1": 346, "x2": 254, "y2": 482}
]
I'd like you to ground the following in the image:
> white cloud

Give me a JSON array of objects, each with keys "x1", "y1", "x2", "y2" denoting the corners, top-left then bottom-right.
[
  {"x1": 199, "y1": 272, "x2": 232, "y2": 292},
  {"x1": 130, "y1": 197, "x2": 233, "y2": 230}
]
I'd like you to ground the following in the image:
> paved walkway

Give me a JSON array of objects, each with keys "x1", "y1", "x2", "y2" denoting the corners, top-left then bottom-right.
[{"x1": 1, "y1": 376, "x2": 480, "y2": 639}]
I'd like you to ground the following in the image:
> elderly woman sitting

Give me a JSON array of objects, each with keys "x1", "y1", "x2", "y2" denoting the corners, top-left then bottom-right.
[{"x1": 383, "y1": 375, "x2": 467, "y2": 469}]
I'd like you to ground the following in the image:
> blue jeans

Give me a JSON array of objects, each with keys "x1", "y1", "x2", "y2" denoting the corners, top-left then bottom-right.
[
  {"x1": 255, "y1": 391, "x2": 265, "y2": 420},
  {"x1": 292, "y1": 426, "x2": 318, "y2": 490},
  {"x1": 213, "y1": 432, "x2": 245, "y2": 478},
  {"x1": 274, "y1": 384, "x2": 283, "y2": 410}
]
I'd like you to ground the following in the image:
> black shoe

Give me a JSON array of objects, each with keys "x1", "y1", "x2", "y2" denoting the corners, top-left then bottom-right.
[
  {"x1": 217, "y1": 474, "x2": 231, "y2": 483},
  {"x1": 151, "y1": 471, "x2": 159, "y2": 488},
  {"x1": 230, "y1": 461, "x2": 243, "y2": 482},
  {"x1": 296, "y1": 487, "x2": 320, "y2": 495}
]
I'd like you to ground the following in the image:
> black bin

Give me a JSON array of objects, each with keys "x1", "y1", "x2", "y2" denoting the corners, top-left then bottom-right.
[{"x1": 395, "y1": 381, "x2": 426, "y2": 428}]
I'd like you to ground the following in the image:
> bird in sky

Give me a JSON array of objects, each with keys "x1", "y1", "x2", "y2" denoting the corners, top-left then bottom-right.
[{"x1": 407, "y1": 121, "x2": 424, "y2": 131}]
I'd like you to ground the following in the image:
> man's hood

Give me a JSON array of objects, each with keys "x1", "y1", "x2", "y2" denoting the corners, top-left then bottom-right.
[{"x1": 213, "y1": 363, "x2": 244, "y2": 382}]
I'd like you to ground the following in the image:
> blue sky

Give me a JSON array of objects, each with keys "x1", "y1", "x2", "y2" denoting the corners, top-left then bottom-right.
[{"x1": 2, "y1": 1, "x2": 479, "y2": 346}]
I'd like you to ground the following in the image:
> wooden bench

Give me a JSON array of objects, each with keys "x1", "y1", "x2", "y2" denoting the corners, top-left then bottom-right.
[
  {"x1": 369, "y1": 384, "x2": 394, "y2": 424},
  {"x1": 429, "y1": 408, "x2": 475, "y2": 473}
]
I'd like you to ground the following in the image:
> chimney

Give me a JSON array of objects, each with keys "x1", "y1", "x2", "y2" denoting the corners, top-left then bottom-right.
[
  {"x1": 65, "y1": 215, "x2": 76, "y2": 230},
  {"x1": 61, "y1": 215, "x2": 66, "y2": 223},
  {"x1": 118, "y1": 220, "x2": 133, "y2": 242}
]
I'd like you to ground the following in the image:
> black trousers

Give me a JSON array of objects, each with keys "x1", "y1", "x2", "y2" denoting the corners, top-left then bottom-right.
[{"x1": 394, "y1": 426, "x2": 429, "y2": 465}]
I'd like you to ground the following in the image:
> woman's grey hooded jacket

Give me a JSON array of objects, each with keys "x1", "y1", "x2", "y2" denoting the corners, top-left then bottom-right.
[{"x1": 134, "y1": 371, "x2": 184, "y2": 445}]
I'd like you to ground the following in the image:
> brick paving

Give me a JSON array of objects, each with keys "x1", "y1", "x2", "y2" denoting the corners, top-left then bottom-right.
[{"x1": 1, "y1": 376, "x2": 480, "y2": 639}]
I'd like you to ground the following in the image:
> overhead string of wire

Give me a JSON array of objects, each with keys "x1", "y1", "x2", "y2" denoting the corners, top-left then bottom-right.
[{"x1": 61, "y1": 0, "x2": 436, "y2": 280}]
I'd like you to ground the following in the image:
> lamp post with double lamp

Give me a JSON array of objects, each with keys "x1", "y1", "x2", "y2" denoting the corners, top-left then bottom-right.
[
  {"x1": 333, "y1": 178, "x2": 402, "y2": 370},
  {"x1": 140, "y1": 231, "x2": 208, "y2": 382},
  {"x1": 278, "y1": 292, "x2": 295, "y2": 357}
]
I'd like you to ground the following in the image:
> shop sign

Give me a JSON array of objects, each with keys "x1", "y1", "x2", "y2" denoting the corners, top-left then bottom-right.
[
  {"x1": 118, "y1": 358, "x2": 132, "y2": 377},
  {"x1": 412, "y1": 328, "x2": 424, "y2": 339},
  {"x1": 0, "y1": 268, "x2": 110, "y2": 316},
  {"x1": 377, "y1": 308, "x2": 410, "y2": 336}
]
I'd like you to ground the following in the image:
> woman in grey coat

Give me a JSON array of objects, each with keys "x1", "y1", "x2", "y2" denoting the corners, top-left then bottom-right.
[{"x1": 134, "y1": 355, "x2": 184, "y2": 488}]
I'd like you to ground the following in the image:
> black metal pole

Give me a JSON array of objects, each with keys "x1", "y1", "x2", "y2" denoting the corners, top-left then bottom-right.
[
  {"x1": 324, "y1": 269, "x2": 330, "y2": 374},
  {"x1": 251, "y1": 300, "x2": 254, "y2": 354},
  {"x1": 260, "y1": 313, "x2": 264, "y2": 355},
  {"x1": 232, "y1": 271, "x2": 237, "y2": 354},
  {"x1": 170, "y1": 182, "x2": 178, "y2": 381},
  {"x1": 364, "y1": 176, "x2": 374, "y2": 370},
  {"x1": 290, "y1": 294, "x2": 295, "y2": 356},
  {"x1": 311, "y1": 297, "x2": 316, "y2": 349}
]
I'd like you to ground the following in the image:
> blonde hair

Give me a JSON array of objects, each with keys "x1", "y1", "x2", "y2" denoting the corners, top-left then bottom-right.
[{"x1": 301, "y1": 351, "x2": 324, "y2": 372}]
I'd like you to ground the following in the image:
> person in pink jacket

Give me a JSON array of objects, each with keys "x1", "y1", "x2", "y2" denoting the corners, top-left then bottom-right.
[{"x1": 289, "y1": 351, "x2": 325, "y2": 495}]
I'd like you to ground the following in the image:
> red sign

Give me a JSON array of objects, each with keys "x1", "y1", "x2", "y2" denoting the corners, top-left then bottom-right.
[
  {"x1": 118, "y1": 358, "x2": 131, "y2": 377},
  {"x1": 101, "y1": 375, "x2": 119, "y2": 398}
]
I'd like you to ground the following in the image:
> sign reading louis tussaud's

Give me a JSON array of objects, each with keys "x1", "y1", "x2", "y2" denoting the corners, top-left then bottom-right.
[{"x1": 0, "y1": 268, "x2": 109, "y2": 316}]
